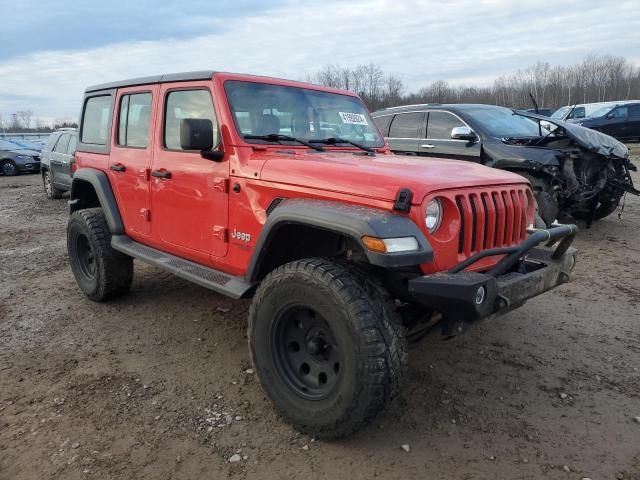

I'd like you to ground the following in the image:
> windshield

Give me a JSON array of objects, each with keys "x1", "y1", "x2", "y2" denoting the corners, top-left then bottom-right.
[
  {"x1": 224, "y1": 80, "x2": 384, "y2": 148},
  {"x1": 464, "y1": 107, "x2": 549, "y2": 137}
]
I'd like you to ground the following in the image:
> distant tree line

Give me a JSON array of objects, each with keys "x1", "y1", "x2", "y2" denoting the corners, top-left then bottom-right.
[
  {"x1": 307, "y1": 54, "x2": 640, "y2": 111},
  {"x1": 0, "y1": 110, "x2": 78, "y2": 133}
]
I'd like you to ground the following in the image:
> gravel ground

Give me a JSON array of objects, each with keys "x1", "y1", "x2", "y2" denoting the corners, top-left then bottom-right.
[{"x1": 1, "y1": 147, "x2": 639, "y2": 480}]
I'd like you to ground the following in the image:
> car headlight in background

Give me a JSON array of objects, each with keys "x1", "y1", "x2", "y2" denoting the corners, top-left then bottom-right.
[
  {"x1": 18, "y1": 155, "x2": 34, "y2": 160},
  {"x1": 425, "y1": 198, "x2": 443, "y2": 233}
]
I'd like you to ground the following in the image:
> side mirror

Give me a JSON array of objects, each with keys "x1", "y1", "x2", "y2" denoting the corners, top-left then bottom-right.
[
  {"x1": 451, "y1": 126, "x2": 477, "y2": 141},
  {"x1": 606, "y1": 112, "x2": 615, "y2": 119},
  {"x1": 180, "y1": 118, "x2": 224, "y2": 161}
]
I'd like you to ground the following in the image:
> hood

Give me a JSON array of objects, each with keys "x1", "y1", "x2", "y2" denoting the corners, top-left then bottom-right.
[
  {"x1": 11, "y1": 148, "x2": 40, "y2": 156},
  {"x1": 259, "y1": 150, "x2": 527, "y2": 203},
  {"x1": 516, "y1": 111, "x2": 629, "y2": 159}
]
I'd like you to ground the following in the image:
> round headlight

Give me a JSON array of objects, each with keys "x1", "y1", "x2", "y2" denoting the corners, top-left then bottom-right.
[{"x1": 425, "y1": 198, "x2": 442, "y2": 233}]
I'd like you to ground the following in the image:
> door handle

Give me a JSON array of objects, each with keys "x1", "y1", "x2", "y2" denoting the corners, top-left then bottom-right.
[
  {"x1": 151, "y1": 169, "x2": 172, "y2": 179},
  {"x1": 421, "y1": 144, "x2": 435, "y2": 149},
  {"x1": 110, "y1": 163, "x2": 126, "y2": 172}
]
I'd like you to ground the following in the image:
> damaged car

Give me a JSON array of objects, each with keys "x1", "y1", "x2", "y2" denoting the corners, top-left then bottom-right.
[{"x1": 372, "y1": 104, "x2": 638, "y2": 226}]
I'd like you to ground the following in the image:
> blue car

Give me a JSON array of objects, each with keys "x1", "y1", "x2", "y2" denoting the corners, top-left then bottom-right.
[{"x1": 0, "y1": 139, "x2": 41, "y2": 176}]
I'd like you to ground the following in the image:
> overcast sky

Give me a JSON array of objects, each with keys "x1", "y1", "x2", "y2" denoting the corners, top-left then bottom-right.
[{"x1": 1, "y1": 0, "x2": 640, "y2": 124}]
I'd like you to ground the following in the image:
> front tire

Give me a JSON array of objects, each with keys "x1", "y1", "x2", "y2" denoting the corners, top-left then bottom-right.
[
  {"x1": 1, "y1": 160, "x2": 18, "y2": 176},
  {"x1": 43, "y1": 170, "x2": 63, "y2": 199},
  {"x1": 519, "y1": 172, "x2": 559, "y2": 226},
  {"x1": 248, "y1": 258, "x2": 408, "y2": 439},
  {"x1": 67, "y1": 208, "x2": 133, "y2": 301}
]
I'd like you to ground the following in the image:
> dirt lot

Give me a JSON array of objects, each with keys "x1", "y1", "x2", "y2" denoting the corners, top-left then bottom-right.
[{"x1": 1, "y1": 149, "x2": 640, "y2": 480}]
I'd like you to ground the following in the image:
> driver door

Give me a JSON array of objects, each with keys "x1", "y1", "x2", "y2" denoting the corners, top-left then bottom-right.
[
  {"x1": 421, "y1": 111, "x2": 481, "y2": 161},
  {"x1": 150, "y1": 83, "x2": 229, "y2": 261}
]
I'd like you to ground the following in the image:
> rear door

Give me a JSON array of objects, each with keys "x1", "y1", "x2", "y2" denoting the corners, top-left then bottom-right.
[
  {"x1": 150, "y1": 83, "x2": 229, "y2": 261},
  {"x1": 628, "y1": 104, "x2": 640, "y2": 139},
  {"x1": 386, "y1": 112, "x2": 426, "y2": 154},
  {"x1": 422, "y1": 110, "x2": 481, "y2": 161},
  {"x1": 50, "y1": 133, "x2": 70, "y2": 186},
  {"x1": 108, "y1": 86, "x2": 157, "y2": 238}
]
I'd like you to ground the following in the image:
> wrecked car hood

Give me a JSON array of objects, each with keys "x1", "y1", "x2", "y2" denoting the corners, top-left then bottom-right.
[{"x1": 515, "y1": 111, "x2": 629, "y2": 160}]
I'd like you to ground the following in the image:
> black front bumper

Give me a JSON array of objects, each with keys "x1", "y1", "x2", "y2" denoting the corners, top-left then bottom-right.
[{"x1": 408, "y1": 224, "x2": 578, "y2": 322}]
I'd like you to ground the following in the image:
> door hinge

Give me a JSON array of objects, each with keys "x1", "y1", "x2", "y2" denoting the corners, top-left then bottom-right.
[
  {"x1": 140, "y1": 168, "x2": 151, "y2": 181},
  {"x1": 140, "y1": 208, "x2": 151, "y2": 221},
  {"x1": 213, "y1": 177, "x2": 229, "y2": 193},
  {"x1": 212, "y1": 226, "x2": 227, "y2": 242}
]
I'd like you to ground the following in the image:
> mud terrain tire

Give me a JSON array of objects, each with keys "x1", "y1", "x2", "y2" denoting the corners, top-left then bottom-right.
[
  {"x1": 67, "y1": 208, "x2": 133, "y2": 301},
  {"x1": 248, "y1": 258, "x2": 408, "y2": 439}
]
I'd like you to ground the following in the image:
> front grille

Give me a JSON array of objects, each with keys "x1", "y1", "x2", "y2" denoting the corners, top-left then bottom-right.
[{"x1": 455, "y1": 187, "x2": 529, "y2": 256}]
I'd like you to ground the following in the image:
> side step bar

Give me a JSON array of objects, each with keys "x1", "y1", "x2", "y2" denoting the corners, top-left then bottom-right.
[{"x1": 111, "y1": 235, "x2": 254, "y2": 299}]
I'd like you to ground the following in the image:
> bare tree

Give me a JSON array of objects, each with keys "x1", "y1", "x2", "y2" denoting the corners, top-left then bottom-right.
[{"x1": 16, "y1": 110, "x2": 33, "y2": 129}]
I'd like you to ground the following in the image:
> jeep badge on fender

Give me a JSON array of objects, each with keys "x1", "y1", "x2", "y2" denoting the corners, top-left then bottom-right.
[{"x1": 66, "y1": 71, "x2": 578, "y2": 439}]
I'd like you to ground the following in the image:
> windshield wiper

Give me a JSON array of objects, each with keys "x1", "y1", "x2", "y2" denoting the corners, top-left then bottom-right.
[
  {"x1": 243, "y1": 133, "x2": 324, "y2": 152},
  {"x1": 309, "y1": 137, "x2": 375, "y2": 153}
]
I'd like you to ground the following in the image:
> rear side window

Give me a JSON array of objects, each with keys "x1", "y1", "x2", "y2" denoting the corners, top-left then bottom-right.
[
  {"x1": 629, "y1": 104, "x2": 640, "y2": 118},
  {"x1": 388, "y1": 112, "x2": 425, "y2": 138},
  {"x1": 427, "y1": 111, "x2": 466, "y2": 139},
  {"x1": 164, "y1": 89, "x2": 218, "y2": 150},
  {"x1": 118, "y1": 93, "x2": 153, "y2": 148},
  {"x1": 81, "y1": 96, "x2": 112, "y2": 145},
  {"x1": 67, "y1": 135, "x2": 78, "y2": 154},
  {"x1": 53, "y1": 134, "x2": 70, "y2": 153},
  {"x1": 373, "y1": 115, "x2": 393, "y2": 136}
]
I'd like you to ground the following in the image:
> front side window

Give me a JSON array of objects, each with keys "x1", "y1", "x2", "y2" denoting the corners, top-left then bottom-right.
[
  {"x1": 54, "y1": 134, "x2": 70, "y2": 153},
  {"x1": 427, "y1": 111, "x2": 466, "y2": 139},
  {"x1": 388, "y1": 112, "x2": 425, "y2": 139},
  {"x1": 118, "y1": 93, "x2": 152, "y2": 148},
  {"x1": 224, "y1": 81, "x2": 384, "y2": 147},
  {"x1": 81, "y1": 95, "x2": 112, "y2": 145},
  {"x1": 164, "y1": 89, "x2": 218, "y2": 150},
  {"x1": 611, "y1": 106, "x2": 628, "y2": 118}
]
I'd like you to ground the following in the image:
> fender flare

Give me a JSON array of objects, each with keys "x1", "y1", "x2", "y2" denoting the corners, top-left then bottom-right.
[
  {"x1": 246, "y1": 198, "x2": 433, "y2": 281},
  {"x1": 69, "y1": 168, "x2": 124, "y2": 234}
]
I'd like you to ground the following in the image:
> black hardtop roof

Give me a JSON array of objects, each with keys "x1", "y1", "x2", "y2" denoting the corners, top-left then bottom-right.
[{"x1": 85, "y1": 70, "x2": 216, "y2": 93}]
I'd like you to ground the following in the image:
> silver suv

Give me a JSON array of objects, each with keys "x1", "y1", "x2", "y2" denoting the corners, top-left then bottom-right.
[{"x1": 40, "y1": 129, "x2": 77, "y2": 199}]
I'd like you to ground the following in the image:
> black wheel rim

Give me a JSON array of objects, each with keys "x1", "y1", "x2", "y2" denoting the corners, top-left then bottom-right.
[
  {"x1": 2, "y1": 162, "x2": 16, "y2": 175},
  {"x1": 75, "y1": 233, "x2": 96, "y2": 279},
  {"x1": 271, "y1": 305, "x2": 341, "y2": 400}
]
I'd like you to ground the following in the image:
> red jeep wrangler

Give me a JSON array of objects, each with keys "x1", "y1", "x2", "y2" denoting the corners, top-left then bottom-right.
[{"x1": 68, "y1": 71, "x2": 577, "y2": 438}]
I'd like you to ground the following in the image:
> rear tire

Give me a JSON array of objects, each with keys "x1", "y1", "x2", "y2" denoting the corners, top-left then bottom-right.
[
  {"x1": 1, "y1": 160, "x2": 18, "y2": 176},
  {"x1": 518, "y1": 172, "x2": 559, "y2": 226},
  {"x1": 248, "y1": 258, "x2": 407, "y2": 439},
  {"x1": 43, "y1": 170, "x2": 63, "y2": 199},
  {"x1": 67, "y1": 208, "x2": 133, "y2": 301}
]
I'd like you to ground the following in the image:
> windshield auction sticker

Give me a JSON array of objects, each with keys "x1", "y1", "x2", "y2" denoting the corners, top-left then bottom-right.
[{"x1": 338, "y1": 112, "x2": 368, "y2": 125}]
